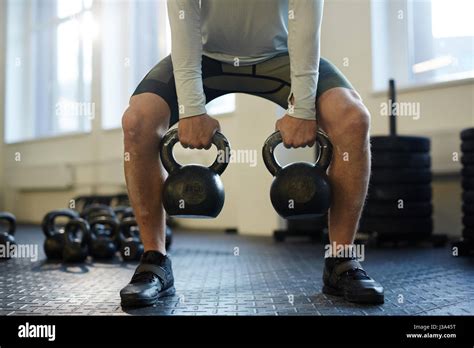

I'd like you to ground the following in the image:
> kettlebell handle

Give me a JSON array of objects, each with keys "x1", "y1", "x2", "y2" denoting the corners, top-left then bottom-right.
[
  {"x1": 159, "y1": 128, "x2": 231, "y2": 176},
  {"x1": 0, "y1": 212, "x2": 16, "y2": 236},
  {"x1": 89, "y1": 216, "x2": 120, "y2": 239},
  {"x1": 262, "y1": 130, "x2": 333, "y2": 176},
  {"x1": 119, "y1": 217, "x2": 139, "y2": 240},
  {"x1": 41, "y1": 209, "x2": 80, "y2": 238},
  {"x1": 64, "y1": 218, "x2": 90, "y2": 247}
]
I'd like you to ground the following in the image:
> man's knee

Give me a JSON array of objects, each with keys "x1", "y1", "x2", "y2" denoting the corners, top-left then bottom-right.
[
  {"x1": 122, "y1": 107, "x2": 146, "y2": 143},
  {"x1": 343, "y1": 101, "x2": 371, "y2": 140},
  {"x1": 327, "y1": 94, "x2": 370, "y2": 142},
  {"x1": 122, "y1": 97, "x2": 170, "y2": 143}
]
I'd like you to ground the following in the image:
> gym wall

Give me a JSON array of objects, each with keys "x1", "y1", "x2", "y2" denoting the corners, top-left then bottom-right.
[
  {"x1": 1, "y1": 0, "x2": 472, "y2": 237},
  {"x1": 320, "y1": 0, "x2": 472, "y2": 237},
  {"x1": 0, "y1": 0, "x2": 6, "y2": 209}
]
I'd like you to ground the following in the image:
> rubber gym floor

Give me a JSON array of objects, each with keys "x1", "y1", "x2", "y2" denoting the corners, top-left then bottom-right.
[{"x1": 1, "y1": 225, "x2": 473, "y2": 316}]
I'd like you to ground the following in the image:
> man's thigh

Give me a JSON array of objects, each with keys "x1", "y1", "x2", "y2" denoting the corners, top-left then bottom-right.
[{"x1": 131, "y1": 53, "x2": 356, "y2": 127}]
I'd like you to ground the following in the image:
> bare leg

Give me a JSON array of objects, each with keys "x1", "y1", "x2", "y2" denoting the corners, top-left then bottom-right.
[
  {"x1": 122, "y1": 93, "x2": 171, "y2": 255},
  {"x1": 317, "y1": 88, "x2": 371, "y2": 246}
]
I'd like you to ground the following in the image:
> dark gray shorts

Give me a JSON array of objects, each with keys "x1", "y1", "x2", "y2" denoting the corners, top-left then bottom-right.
[{"x1": 133, "y1": 53, "x2": 353, "y2": 126}]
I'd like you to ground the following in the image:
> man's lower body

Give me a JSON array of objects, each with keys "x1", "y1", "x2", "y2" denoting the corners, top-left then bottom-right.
[{"x1": 120, "y1": 53, "x2": 384, "y2": 307}]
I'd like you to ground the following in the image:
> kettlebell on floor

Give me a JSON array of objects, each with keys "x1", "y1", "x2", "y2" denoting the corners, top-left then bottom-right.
[
  {"x1": 88, "y1": 215, "x2": 119, "y2": 259},
  {"x1": 62, "y1": 218, "x2": 90, "y2": 263},
  {"x1": 0, "y1": 212, "x2": 17, "y2": 260},
  {"x1": 81, "y1": 203, "x2": 116, "y2": 222},
  {"x1": 118, "y1": 217, "x2": 144, "y2": 261},
  {"x1": 263, "y1": 130, "x2": 333, "y2": 219},
  {"x1": 42, "y1": 209, "x2": 80, "y2": 260}
]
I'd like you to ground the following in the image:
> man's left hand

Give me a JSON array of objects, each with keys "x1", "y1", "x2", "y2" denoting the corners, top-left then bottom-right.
[{"x1": 275, "y1": 114, "x2": 317, "y2": 148}]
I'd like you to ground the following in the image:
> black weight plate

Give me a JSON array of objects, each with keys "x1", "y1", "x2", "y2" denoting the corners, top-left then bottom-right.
[
  {"x1": 463, "y1": 204, "x2": 474, "y2": 215},
  {"x1": 463, "y1": 191, "x2": 474, "y2": 204},
  {"x1": 462, "y1": 166, "x2": 474, "y2": 177},
  {"x1": 371, "y1": 169, "x2": 432, "y2": 184},
  {"x1": 359, "y1": 217, "x2": 433, "y2": 235},
  {"x1": 371, "y1": 152, "x2": 431, "y2": 168},
  {"x1": 462, "y1": 154, "x2": 474, "y2": 165},
  {"x1": 463, "y1": 215, "x2": 474, "y2": 228},
  {"x1": 363, "y1": 202, "x2": 432, "y2": 218},
  {"x1": 371, "y1": 136, "x2": 430, "y2": 153},
  {"x1": 461, "y1": 128, "x2": 474, "y2": 141},
  {"x1": 462, "y1": 178, "x2": 474, "y2": 191},
  {"x1": 461, "y1": 140, "x2": 474, "y2": 153},
  {"x1": 368, "y1": 184, "x2": 432, "y2": 201}
]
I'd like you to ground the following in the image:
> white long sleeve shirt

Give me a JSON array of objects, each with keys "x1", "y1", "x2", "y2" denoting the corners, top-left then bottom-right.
[{"x1": 167, "y1": 0, "x2": 324, "y2": 120}]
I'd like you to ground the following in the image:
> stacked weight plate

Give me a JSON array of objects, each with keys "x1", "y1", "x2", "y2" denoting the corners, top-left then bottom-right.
[
  {"x1": 360, "y1": 136, "x2": 433, "y2": 243},
  {"x1": 461, "y1": 128, "x2": 474, "y2": 244}
]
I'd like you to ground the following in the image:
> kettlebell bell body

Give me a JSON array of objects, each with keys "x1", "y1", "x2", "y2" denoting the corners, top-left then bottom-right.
[
  {"x1": 89, "y1": 216, "x2": 119, "y2": 259},
  {"x1": 62, "y1": 218, "x2": 90, "y2": 263},
  {"x1": 42, "y1": 209, "x2": 80, "y2": 259},
  {"x1": 160, "y1": 128, "x2": 231, "y2": 218},
  {"x1": 119, "y1": 217, "x2": 143, "y2": 261},
  {"x1": 263, "y1": 131, "x2": 333, "y2": 219},
  {"x1": 0, "y1": 212, "x2": 17, "y2": 259}
]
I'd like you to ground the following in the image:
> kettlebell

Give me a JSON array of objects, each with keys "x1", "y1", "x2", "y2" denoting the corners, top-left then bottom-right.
[
  {"x1": 113, "y1": 206, "x2": 134, "y2": 221},
  {"x1": 262, "y1": 130, "x2": 333, "y2": 219},
  {"x1": 89, "y1": 215, "x2": 119, "y2": 259},
  {"x1": 0, "y1": 212, "x2": 17, "y2": 260},
  {"x1": 62, "y1": 218, "x2": 90, "y2": 263},
  {"x1": 118, "y1": 217, "x2": 144, "y2": 261},
  {"x1": 81, "y1": 203, "x2": 116, "y2": 222},
  {"x1": 160, "y1": 128, "x2": 231, "y2": 218},
  {"x1": 42, "y1": 209, "x2": 80, "y2": 259}
]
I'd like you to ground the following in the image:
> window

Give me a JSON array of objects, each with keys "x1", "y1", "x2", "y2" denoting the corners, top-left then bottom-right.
[
  {"x1": 5, "y1": 0, "x2": 95, "y2": 143},
  {"x1": 371, "y1": 0, "x2": 474, "y2": 91},
  {"x1": 5, "y1": 0, "x2": 236, "y2": 142},
  {"x1": 101, "y1": 0, "x2": 170, "y2": 129}
]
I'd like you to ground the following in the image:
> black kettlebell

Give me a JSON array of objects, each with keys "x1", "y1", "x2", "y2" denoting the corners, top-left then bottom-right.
[
  {"x1": 118, "y1": 217, "x2": 144, "y2": 261},
  {"x1": 113, "y1": 206, "x2": 134, "y2": 221},
  {"x1": 262, "y1": 130, "x2": 333, "y2": 219},
  {"x1": 62, "y1": 218, "x2": 90, "y2": 263},
  {"x1": 160, "y1": 128, "x2": 231, "y2": 218},
  {"x1": 0, "y1": 212, "x2": 17, "y2": 259},
  {"x1": 81, "y1": 204, "x2": 116, "y2": 222},
  {"x1": 89, "y1": 215, "x2": 119, "y2": 259},
  {"x1": 42, "y1": 209, "x2": 80, "y2": 259}
]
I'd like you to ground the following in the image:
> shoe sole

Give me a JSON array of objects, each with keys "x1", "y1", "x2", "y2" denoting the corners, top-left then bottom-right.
[
  {"x1": 322, "y1": 284, "x2": 384, "y2": 305},
  {"x1": 121, "y1": 286, "x2": 176, "y2": 308}
]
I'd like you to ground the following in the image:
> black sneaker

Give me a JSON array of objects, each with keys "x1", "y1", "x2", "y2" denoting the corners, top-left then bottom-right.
[
  {"x1": 120, "y1": 251, "x2": 175, "y2": 307},
  {"x1": 322, "y1": 257, "x2": 384, "y2": 304}
]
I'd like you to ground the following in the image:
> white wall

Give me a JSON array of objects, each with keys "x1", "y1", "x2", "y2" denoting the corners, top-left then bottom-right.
[
  {"x1": 1, "y1": 0, "x2": 472, "y2": 237},
  {"x1": 321, "y1": 0, "x2": 473, "y2": 172},
  {"x1": 321, "y1": 0, "x2": 473, "y2": 236},
  {"x1": 0, "y1": 0, "x2": 6, "y2": 210}
]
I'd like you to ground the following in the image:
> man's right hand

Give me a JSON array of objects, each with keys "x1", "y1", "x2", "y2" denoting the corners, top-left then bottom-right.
[{"x1": 178, "y1": 114, "x2": 220, "y2": 149}]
